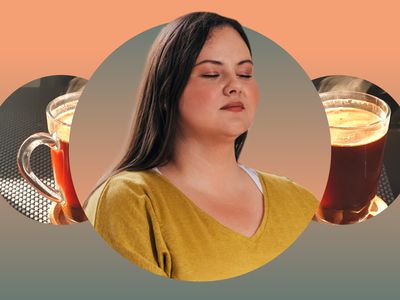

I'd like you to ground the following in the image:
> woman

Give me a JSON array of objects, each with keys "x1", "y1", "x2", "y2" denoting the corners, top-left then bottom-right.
[{"x1": 85, "y1": 12, "x2": 318, "y2": 281}]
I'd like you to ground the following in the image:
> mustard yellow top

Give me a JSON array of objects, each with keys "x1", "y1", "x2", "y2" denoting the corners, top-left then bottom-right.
[{"x1": 85, "y1": 170, "x2": 318, "y2": 281}]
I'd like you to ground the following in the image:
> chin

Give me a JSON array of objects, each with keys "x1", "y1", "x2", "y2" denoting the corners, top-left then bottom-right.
[
  {"x1": 209, "y1": 119, "x2": 251, "y2": 140},
  {"x1": 221, "y1": 126, "x2": 249, "y2": 140},
  {"x1": 230, "y1": 121, "x2": 250, "y2": 134}
]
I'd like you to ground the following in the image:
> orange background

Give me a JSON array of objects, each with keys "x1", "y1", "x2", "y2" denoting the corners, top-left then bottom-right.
[{"x1": 1, "y1": 0, "x2": 399, "y2": 105}]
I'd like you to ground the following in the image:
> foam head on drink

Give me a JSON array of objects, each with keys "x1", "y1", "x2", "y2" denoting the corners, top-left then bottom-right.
[
  {"x1": 319, "y1": 100, "x2": 388, "y2": 224},
  {"x1": 327, "y1": 106, "x2": 387, "y2": 146}
]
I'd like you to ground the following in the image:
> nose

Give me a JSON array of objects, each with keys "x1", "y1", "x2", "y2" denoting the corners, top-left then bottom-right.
[{"x1": 223, "y1": 75, "x2": 242, "y2": 96}]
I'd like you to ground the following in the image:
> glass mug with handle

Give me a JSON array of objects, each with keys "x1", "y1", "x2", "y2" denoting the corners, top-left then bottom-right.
[
  {"x1": 317, "y1": 91, "x2": 391, "y2": 225},
  {"x1": 17, "y1": 91, "x2": 87, "y2": 223}
]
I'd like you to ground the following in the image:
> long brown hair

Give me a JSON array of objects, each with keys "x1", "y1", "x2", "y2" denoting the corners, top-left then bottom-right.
[{"x1": 116, "y1": 12, "x2": 252, "y2": 173}]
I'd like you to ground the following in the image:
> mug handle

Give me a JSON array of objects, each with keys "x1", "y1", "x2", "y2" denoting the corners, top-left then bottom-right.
[{"x1": 17, "y1": 132, "x2": 63, "y2": 203}]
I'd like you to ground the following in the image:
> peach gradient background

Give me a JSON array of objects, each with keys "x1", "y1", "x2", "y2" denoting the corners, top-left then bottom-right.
[{"x1": 1, "y1": 0, "x2": 399, "y2": 106}]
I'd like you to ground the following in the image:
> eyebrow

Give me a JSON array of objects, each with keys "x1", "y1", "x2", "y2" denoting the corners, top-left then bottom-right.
[{"x1": 194, "y1": 59, "x2": 253, "y2": 66}]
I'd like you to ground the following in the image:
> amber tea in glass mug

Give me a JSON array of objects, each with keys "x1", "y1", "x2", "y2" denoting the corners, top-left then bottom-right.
[
  {"x1": 17, "y1": 92, "x2": 87, "y2": 223},
  {"x1": 317, "y1": 91, "x2": 390, "y2": 224}
]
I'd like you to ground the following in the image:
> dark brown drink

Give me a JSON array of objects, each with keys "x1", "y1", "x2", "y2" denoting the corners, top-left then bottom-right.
[{"x1": 316, "y1": 93, "x2": 390, "y2": 225}]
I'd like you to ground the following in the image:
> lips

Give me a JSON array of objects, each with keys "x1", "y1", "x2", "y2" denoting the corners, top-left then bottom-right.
[{"x1": 220, "y1": 101, "x2": 245, "y2": 111}]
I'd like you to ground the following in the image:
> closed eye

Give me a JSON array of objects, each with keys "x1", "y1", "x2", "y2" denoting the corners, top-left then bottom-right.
[
  {"x1": 238, "y1": 74, "x2": 253, "y2": 78},
  {"x1": 201, "y1": 74, "x2": 220, "y2": 78}
]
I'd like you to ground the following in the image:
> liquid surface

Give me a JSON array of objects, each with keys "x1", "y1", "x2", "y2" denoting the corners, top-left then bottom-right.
[
  {"x1": 326, "y1": 107, "x2": 380, "y2": 127},
  {"x1": 53, "y1": 110, "x2": 73, "y2": 142},
  {"x1": 326, "y1": 107, "x2": 386, "y2": 146}
]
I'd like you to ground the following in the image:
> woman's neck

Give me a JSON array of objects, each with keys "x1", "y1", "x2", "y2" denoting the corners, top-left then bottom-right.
[{"x1": 159, "y1": 134, "x2": 242, "y2": 188}]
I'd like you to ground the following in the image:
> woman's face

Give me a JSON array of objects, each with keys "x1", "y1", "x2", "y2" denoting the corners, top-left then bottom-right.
[{"x1": 178, "y1": 26, "x2": 259, "y2": 143}]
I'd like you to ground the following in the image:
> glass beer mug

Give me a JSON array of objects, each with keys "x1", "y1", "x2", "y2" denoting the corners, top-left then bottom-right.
[
  {"x1": 17, "y1": 91, "x2": 87, "y2": 223},
  {"x1": 317, "y1": 91, "x2": 391, "y2": 224}
]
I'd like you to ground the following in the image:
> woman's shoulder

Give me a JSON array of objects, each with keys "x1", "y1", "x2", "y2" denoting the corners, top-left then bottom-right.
[
  {"x1": 93, "y1": 170, "x2": 159, "y2": 200},
  {"x1": 85, "y1": 170, "x2": 171, "y2": 277},
  {"x1": 255, "y1": 170, "x2": 319, "y2": 212},
  {"x1": 256, "y1": 170, "x2": 313, "y2": 193},
  {"x1": 104, "y1": 169, "x2": 160, "y2": 186},
  {"x1": 255, "y1": 170, "x2": 290, "y2": 183},
  {"x1": 84, "y1": 170, "x2": 160, "y2": 224}
]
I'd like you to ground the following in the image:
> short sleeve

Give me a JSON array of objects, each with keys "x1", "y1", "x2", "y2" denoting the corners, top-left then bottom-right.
[{"x1": 91, "y1": 174, "x2": 172, "y2": 277}]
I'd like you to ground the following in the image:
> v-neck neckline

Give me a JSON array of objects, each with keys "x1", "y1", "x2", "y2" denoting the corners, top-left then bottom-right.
[{"x1": 149, "y1": 169, "x2": 269, "y2": 242}]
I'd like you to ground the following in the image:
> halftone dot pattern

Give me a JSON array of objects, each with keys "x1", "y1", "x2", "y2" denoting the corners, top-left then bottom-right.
[
  {"x1": 0, "y1": 150, "x2": 54, "y2": 224},
  {"x1": 0, "y1": 76, "x2": 76, "y2": 224},
  {"x1": 0, "y1": 90, "x2": 54, "y2": 223},
  {"x1": 378, "y1": 165, "x2": 395, "y2": 204}
]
